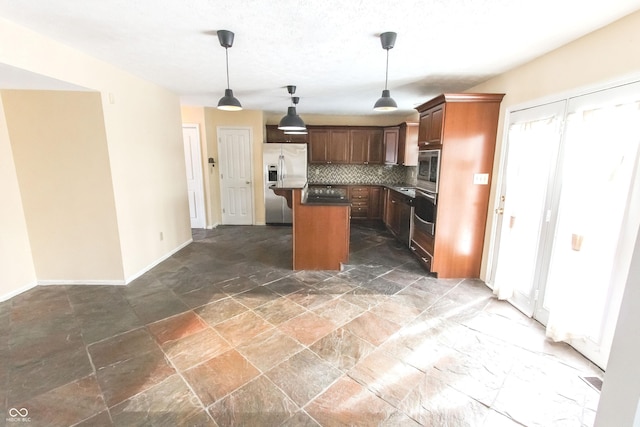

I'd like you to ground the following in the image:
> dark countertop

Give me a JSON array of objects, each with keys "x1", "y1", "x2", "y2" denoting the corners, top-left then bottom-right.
[
  {"x1": 302, "y1": 195, "x2": 351, "y2": 206},
  {"x1": 309, "y1": 182, "x2": 416, "y2": 199}
]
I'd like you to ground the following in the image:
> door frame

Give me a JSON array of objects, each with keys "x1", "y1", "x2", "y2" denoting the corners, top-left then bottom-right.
[
  {"x1": 216, "y1": 126, "x2": 255, "y2": 225},
  {"x1": 182, "y1": 123, "x2": 207, "y2": 229}
]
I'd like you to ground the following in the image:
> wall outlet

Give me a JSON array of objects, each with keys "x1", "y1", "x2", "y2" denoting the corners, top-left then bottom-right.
[{"x1": 473, "y1": 173, "x2": 489, "y2": 185}]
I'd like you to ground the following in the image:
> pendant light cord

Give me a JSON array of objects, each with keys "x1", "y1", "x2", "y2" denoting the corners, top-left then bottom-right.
[
  {"x1": 225, "y1": 48, "x2": 230, "y2": 90},
  {"x1": 384, "y1": 49, "x2": 389, "y2": 91}
]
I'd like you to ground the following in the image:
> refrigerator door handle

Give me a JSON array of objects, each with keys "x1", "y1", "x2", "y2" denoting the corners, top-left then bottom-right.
[{"x1": 279, "y1": 154, "x2": 287, "y2": 181}]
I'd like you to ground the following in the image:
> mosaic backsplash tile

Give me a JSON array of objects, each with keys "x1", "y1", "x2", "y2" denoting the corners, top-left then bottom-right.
[{"x1": 308, "y1": 164, "x2": 417, "y2": 185}]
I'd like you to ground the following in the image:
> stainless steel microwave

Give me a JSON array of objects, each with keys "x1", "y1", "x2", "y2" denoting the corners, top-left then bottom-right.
[{"x1": 416, "y1": 149, "x2": 440, "y2": 193}]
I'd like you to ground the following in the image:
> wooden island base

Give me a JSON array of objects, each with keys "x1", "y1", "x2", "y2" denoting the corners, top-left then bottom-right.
[{"x1": 288, "y1": 188, "x2": 350, "y2": 270}]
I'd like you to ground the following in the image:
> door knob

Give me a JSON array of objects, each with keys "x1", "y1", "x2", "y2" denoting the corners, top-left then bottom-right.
[{"x1": 246, "y1": 181, "x2": 251, "y2": 184}]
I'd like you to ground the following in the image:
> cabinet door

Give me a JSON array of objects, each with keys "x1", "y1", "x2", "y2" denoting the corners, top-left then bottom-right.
[
  {"x1": 418, "y1": 111, "x2": 431, "y2": 147},
  {"x1": 384, "y1": 127, "x2": 399, "y2": 165},
  {"x1": 428, "y1": 106, "x2": 444, "y2": 144},
  {"x1": 368, "y1": 129, "x2": 384, "y2": 164},
  {"x1": 369, "y1": 186, "x2": 382, "y2": 219},
  {"x1": 266, "y1": 125, "x2": 308, "y2": 143},
  {"x1": 382, "y1": 188, "x2": 389, "y2": 224},
  {"x1": 388, "y1": 192, "x2": 402, "y2": 235},
  {"x1": 350, "y1": 129, "x2": 384, "y2": 164},
  {"x1": 328, "y1": 130, "x2": 350, "y2": 163},
  {"x1": 418, "y1": 105, "x2": 444, "y2": 148},
  {"x1": 308, "y1": 129, "x2": 329, "y2": 163},
  {"x1": 398, "y1": 123, "x2": 418, "y2": 166},
  {"x1": 350, "y1": 130, "x2": 368, "y2": 164}
]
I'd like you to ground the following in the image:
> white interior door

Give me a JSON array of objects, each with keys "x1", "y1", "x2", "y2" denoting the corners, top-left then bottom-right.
[
  {"x1": 218, "y1": 127, "x2": 254, "y2": 225},
  {"x1": 491, "y1": 101, "x2": 566, "y2": 316},
  {"x1": 182, "y1": 124, "x2": 206, "y2": 229}
]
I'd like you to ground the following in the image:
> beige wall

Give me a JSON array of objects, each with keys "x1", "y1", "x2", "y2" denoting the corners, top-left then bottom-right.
[
  {"x1": 2, "y1": 90, "x2": 123, "y2": 282},
  {"x1": 0, "y1": 16, "x2": 190, "y2": 292},
  {"x1": 0, "y1": 94, "x2": 36, "y2": 299},
  {"x1": 466, "y1": 10, "x2": 640, "y2": 427}
]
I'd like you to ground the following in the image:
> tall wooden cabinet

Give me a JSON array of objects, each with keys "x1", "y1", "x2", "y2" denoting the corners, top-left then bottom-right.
[{"x1": 413, "y1": 93, "x2": 505, "y2": 278}]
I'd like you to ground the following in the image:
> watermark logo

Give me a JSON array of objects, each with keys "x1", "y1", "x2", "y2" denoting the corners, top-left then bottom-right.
[{"x1": 6, "y1": 407, "x2": 31, "y2": 423}]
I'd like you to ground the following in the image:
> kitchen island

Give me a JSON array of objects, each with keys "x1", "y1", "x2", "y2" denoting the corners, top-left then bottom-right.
[{"x1": 271, "y1": 181, "x2": 351, "y2": 270}]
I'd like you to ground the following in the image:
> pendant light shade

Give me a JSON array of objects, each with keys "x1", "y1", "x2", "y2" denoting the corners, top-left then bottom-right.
[
  {"x1": 216, "y1": 30, "x2": 242, "y2": 111},
  {"x1": 373, "y1": 31, "x2": 398, "y2": 112},
  {"x1": 278, "y1": 87, "x2": 307, "y2": 132}
]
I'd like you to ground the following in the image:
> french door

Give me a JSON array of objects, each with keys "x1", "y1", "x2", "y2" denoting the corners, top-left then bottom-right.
[
  {"x1": 490, "y1": 81, "x2": 640, "y2": 369},
  {"x1": 491, "y1": 101, "x2": 566, "y2": 319}
]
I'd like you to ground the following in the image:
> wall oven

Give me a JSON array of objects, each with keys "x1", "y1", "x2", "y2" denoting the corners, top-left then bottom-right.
[
  {"x1": 413, "y1": 189, "x2": 437, "y2": 237},
  {"x1": 416, "y1": 149, "x2": 441, "y2": 193}
]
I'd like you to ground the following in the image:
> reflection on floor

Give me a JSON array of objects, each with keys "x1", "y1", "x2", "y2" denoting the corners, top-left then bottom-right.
[{"x1": 0, "y1": 224, "x2": 602, "y2": 426}]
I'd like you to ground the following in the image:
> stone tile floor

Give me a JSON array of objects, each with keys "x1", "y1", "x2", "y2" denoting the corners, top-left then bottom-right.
[{"x1": 0, "y1": 224, "x2": 602, "y2": 426}]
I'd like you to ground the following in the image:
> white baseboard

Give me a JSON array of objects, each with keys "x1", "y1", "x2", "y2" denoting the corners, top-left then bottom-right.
[
  {"x1": 0, "y1": 239, "x2": 194, "y2": 301},
  {"x1": 39, "y1": 279, "x2": 126, "y2": 286},
  {"x1": 0, "y1": 280, "x2": 38, "y2": 302},
  {"x1": 125, "y1": 238, "x2": 193, "y2": 284}
]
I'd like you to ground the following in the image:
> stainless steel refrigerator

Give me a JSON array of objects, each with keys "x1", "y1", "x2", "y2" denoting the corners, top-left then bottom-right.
[{"x1": 263, "y1": 143, "x2": 308, "y2": 224}]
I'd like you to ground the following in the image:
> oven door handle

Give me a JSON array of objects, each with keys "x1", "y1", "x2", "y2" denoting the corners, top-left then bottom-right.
[
  {"x1": 416, "y1": 189, "x2": 437, "y2": 202},
  {"x1": 413, "y1": 213, "x2": 435, "y2": 235}
]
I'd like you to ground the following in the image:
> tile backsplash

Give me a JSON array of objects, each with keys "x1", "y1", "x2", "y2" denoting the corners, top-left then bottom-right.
[{"x1": 308, "y1": 164, "x2": 417, "y2": 185}]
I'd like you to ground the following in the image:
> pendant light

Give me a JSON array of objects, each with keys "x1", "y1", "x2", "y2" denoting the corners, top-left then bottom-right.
[
  {"x1": 373, "y1": 31, "x2": 398, "y2": 112},
  {"x1": 278, "y1": 86, "x2": 307, "y2": 132},
  {"x1": 216, "y1": 30, "x2": 242, "y2": 111}
]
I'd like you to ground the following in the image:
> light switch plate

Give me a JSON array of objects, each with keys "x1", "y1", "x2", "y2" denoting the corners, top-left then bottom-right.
[{"x1": 473, "y1": 173, "x2": 489, "y2": 185}]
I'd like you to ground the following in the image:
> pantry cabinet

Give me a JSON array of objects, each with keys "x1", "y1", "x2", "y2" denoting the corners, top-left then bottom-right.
[{"x1": 413, "y1": 93, "x2": 505, "y2": 278}]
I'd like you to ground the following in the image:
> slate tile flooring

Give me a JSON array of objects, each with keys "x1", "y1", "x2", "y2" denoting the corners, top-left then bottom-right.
[{"x1": 0, "y1": 224, "x2": 602, "y2": 426}]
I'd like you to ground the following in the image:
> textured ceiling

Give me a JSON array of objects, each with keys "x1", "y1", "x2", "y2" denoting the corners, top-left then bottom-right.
[{"x1": 1, "y1": 0, "x2": 639, "y2": 116}]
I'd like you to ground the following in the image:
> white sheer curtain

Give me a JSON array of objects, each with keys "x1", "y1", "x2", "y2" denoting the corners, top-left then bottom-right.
[
  {"x1": 544, "y1": 101, "x2": 640, "y2": 343},
  {"x1": 492, "y1": 116, "x2": 561, "y2": 302}
]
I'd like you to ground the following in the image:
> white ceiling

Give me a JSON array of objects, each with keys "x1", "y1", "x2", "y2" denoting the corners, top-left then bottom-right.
[{"x1": 1, "y1": 0, "x2": 639, "y2": 117}]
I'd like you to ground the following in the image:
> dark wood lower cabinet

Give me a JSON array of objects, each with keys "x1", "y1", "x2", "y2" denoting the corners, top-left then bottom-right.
[{"x1": 348, "y1": 185, "x2": 383, "y2": 221}]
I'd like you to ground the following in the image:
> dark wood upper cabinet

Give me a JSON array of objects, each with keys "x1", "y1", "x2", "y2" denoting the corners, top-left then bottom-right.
[
  {"x1": 384, "y1": 127, "x2": 399, "y2": 165},
  {"x1": 418, "y1": 105, "x2": 444, "y2": 148},
  {"x1": 349, "y1": 128, "x2": 383, "y2": 165},
  {"x1": 308, "y1": 127, "x2": 349, "y2": 164},
  {"x1": 327, "y1": 129, "x2": 350, "y2": 164},
  {"x1": 385, "y1": 122, "x2": 418, "y2": 166},
  {"x1": 265, "y1": 125, "x2": 308, "y2": 143},
  {"x1": 308, "y1": 128, "x2": 330, "y2": 163}
]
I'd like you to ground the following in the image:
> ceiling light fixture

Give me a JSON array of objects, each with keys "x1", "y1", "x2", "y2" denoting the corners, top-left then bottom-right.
[
  {"x1": 216, "y1": 30, "x2": 242, "y2": 111},
  {"x1": 278, "y1": 86, "x2": 307, "y2": 132},
  {"x1": 373, "y1": 31, "x2": 398, "y2": 112}
]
